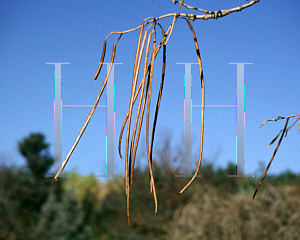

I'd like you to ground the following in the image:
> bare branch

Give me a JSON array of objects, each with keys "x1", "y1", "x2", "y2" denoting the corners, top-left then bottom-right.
[
  {"x1": 252, "y1": 114, "x2": 300, "y2": 205},
  {"x1": 171, "y1": 0, "x2": 260, "y2": 20},
  {"x1": 252, "y1": 118, "x2": 289, "y2": 206},
  {"x1": 259, "y1": 114, "x2": 300, "y2": 128}
]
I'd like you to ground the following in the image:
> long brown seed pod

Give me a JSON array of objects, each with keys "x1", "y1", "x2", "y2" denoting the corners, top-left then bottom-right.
[
  {"x1": 180, "y1": 18, "x2": 205, "y2": 194},
  {"x1": 117, "y1": 18, "x2": 176, "y2": 160},
  {"x1": 125, "y1": 21, "x2": 146, "y2": 226},
  {"x1": 149, "y1": 16, "x2": 176, "y2": 162},
  {"x1": 128, "y1": 27, "x2": 150, "y2": 187},
  {"x1": 130, "y1": 28, "x2": 153, "y2": 187},
  {"x1": 118, "y1": 17, "x2": 176, "y2": 163},
  {"x1": 94, "y1": 40, "x2": 107, "y2": 81},
  {"x1": 51, "y1": 34, "x2": 122, "y2": 184},
  {"x1": 145, "y1": 26, "x2": 158, "y2": 212}
]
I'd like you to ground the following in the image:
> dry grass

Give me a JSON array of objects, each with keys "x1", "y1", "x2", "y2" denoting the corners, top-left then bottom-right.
[{"x1": 169, "y1": 183, "x2": 300, "y2": 240}]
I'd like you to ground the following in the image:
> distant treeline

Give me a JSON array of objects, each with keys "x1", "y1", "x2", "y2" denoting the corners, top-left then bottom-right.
[{"x1": 0, "y1": 133, "x2": 299, "y2": 239}]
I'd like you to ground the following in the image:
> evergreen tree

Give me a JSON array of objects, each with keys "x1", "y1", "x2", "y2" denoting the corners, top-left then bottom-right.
[
  {"x1": 0, "y1": 133, "x2": 62, "y2": 239},
  {"x1": 18, "y1": 133, "x2": 53, "y2": 179}
]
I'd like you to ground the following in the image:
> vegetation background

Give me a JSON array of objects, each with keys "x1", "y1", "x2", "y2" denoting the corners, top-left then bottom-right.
[{"x1": 1, "y1": 133, "x2": 299, "y2": 239}]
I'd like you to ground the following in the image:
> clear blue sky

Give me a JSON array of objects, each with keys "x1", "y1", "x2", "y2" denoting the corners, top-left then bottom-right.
[{"x1": 1, "y1": 0, "x2": 299, "y2": 181}]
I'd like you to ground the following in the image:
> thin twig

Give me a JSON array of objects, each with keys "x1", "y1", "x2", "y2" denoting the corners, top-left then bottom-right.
[
  {"x1": 260, "y1": 114, "x2": 300, "y2": 148},
  {"x1": 252, "y1": 118, "x2": 289, "y2": 206},
  {"x1": 252, "y1": 114, "x2": 300, "y2": 204},
  {"x1": 165, "y1": 0, "x2": 260, "y2": 21},
  {"x1": 259, "y1": 114, "x2": 300, "y2": 128},
  {"x1": 172, "y1": 0, "x2": 209, "y2": 13}
]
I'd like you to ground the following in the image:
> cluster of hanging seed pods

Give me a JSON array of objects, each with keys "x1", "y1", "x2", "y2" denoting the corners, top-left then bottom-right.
[{"x1": 51, "y1": 0, "x2": 261, "y2": 226}]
